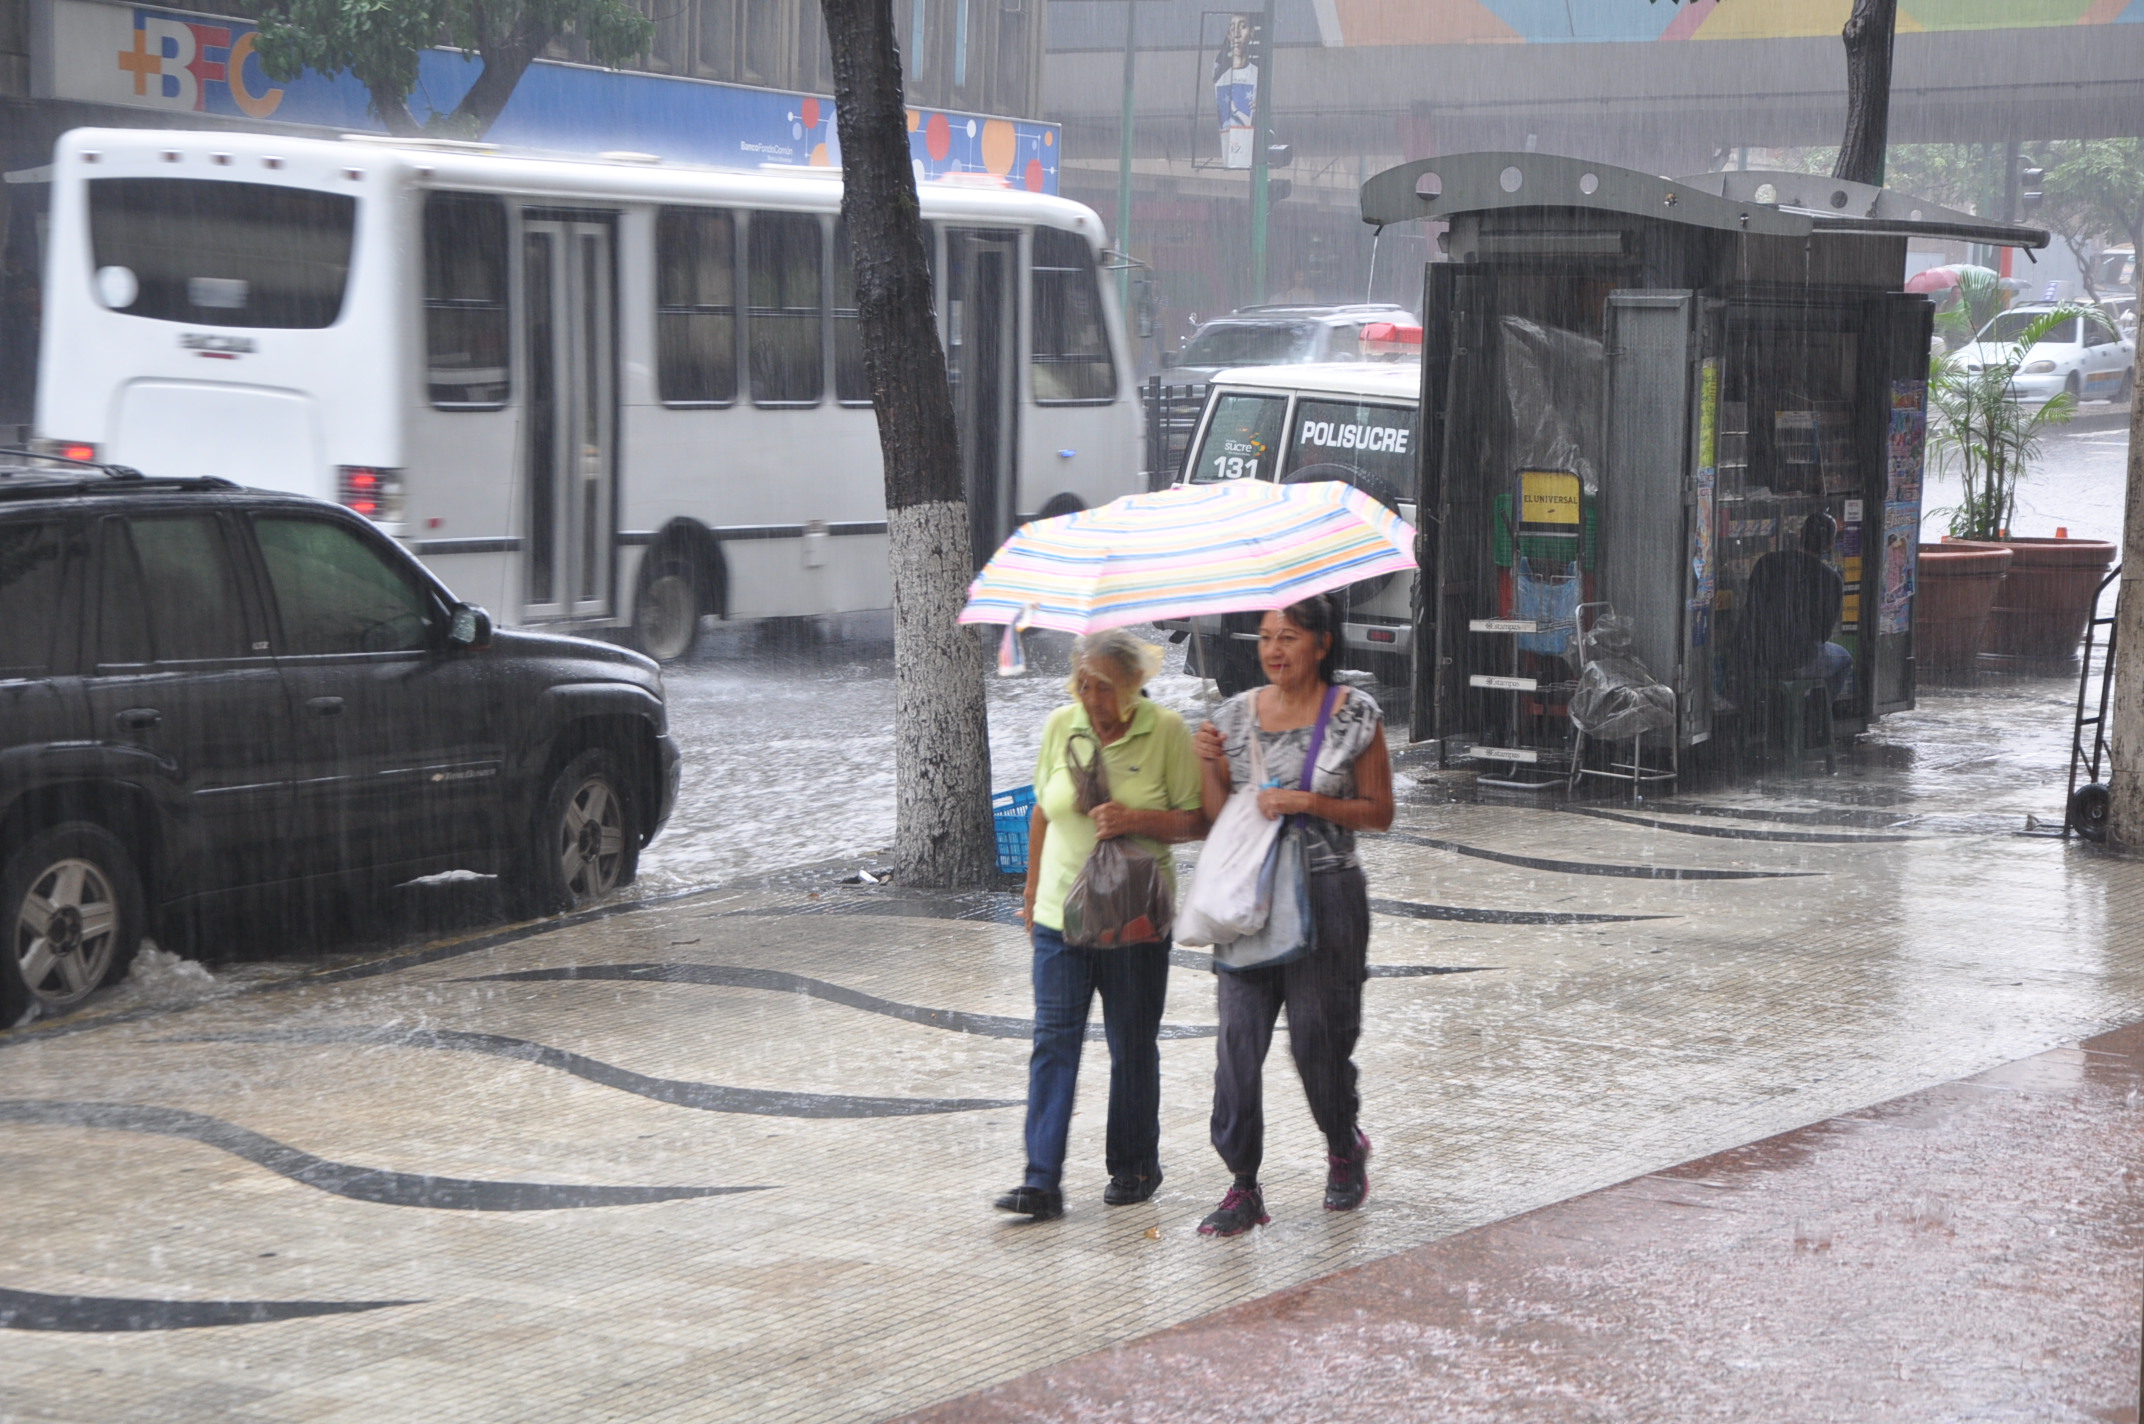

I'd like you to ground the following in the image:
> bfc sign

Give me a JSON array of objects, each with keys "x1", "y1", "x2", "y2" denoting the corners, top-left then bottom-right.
[{"x1": 110, "y1": 12, "x2": 286, "y2": 117}]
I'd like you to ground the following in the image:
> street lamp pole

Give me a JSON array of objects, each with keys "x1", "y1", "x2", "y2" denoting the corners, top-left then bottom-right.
[
  {"x1": 1248, "y1": 0, "x2": 1275, "y2": 303},
  {"x1": 1114, "y1": 0, "x2": 1137, "y2": 315}
]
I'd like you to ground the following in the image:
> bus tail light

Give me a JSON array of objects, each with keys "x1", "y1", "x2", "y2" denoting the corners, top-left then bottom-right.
[{"x1": 338, "y1": 466, "x2": 405, "y2": 522}]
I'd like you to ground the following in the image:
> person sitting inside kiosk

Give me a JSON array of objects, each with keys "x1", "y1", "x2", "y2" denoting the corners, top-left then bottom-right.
[{"x1": 1735, "y1": 511, "x2": 1851, "y2": 704}]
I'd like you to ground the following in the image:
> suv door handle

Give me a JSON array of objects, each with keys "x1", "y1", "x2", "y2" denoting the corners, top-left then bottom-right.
[
  {"x1": 308, "y1": 697, "x2": 346, "y2": 718},
  {"x1": 115, "y1": 707, "x2": 161, "y2": 731}
]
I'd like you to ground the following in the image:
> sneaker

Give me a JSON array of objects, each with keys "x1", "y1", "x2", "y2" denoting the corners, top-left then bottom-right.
[
  {"x1": 992, "y1": 1185, "x2": 1064, "y2": 1221},
  {"x1": 1324, "y1": 1129, "x2": 1371, "y2": 1212},
  {"x1": 1197, "y1": 1184, "x2": 1269, "y2": 1237},
  {"x1": 1103, "y1": 1170, "x2": 1163, "y2": 1206}
]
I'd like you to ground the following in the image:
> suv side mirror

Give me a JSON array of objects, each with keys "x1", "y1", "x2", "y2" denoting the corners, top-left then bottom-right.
[{"x1": 448, "y1": 602, "x2": 493, "y2": 649}]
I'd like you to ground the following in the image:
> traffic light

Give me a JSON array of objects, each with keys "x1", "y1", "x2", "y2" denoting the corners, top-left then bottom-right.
[{"x1": 2019, "y1": 165, "x2": 2045, "y2": 217}]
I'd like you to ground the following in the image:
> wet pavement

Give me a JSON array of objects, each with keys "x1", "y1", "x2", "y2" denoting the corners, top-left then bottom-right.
[
  {"x1": 6, "y1": 649, "x2": 2144, "y2": 1421},
  {"x1": 1, "y1": 419, "x2": 2137, "y2": 1422},
  {"x1": 902, "y1": 1021, "x2": 2144, "y2": 1424}
]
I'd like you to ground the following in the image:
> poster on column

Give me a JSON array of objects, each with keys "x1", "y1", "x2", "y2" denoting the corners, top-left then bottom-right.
[
  {"x1": 1211, "y1": 13, "x2": 1259, "y2": 169},
  {"x1": 1878, "y1": 501, "x2": 1919, "y2": 635}
]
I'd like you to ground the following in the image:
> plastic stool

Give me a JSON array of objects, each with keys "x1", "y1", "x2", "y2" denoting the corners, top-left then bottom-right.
[{"x1": 1772, "y1": 677, "x2": 1836, "y2": 777}]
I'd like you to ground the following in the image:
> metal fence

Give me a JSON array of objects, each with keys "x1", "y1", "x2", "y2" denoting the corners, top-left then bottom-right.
[{"x1": 1142, "y1": 376, "x2": 1204, "y2": 491}]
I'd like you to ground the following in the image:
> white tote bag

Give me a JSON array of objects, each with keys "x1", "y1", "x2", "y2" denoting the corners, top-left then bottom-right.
[{"x1": 1174, "y1": 719, "x2": 1284, "y2": 947}]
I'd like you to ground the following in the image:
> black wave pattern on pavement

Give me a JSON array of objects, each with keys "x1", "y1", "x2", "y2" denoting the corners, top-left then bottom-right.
[
  {"x1": 727, "y1": 892, "x2": 1025, "y2": 927},
  {"x1": 1365, "y1": 898, "x2": 1668, "y2": 925},
  {"x1": 1166, "y1": 948, "x2": 1496, "y2": 979},
  {"x1": 1381, "y1": 832, "x2": 1817, "y2": 881},
  {"x1": 0, "y1": 1286, "x2": 416, "y2": 1333},
  {"x1": 461, "y1": 963, "x2": 1220, "y2": 1041},
  {"x1": 0, "y1": 1100, "x2": 765, "y2": 1211},
  {"x1": 164, "y1": 1027, "x2": 1022, "y2": 1117},
  {"x1": 1559, "y1": 805, "x2": 1912, "y2": 844}
]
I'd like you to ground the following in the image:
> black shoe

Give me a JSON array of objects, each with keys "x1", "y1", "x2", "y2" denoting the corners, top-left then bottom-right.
[
  {"x1": 1103, "y1": 1170, "x2": 1163, "y2": 1206},
  {"x1": 1324, "y1": 1129, "x2": 1371, "y2": 1212},
  {"x1": 993, "y1": 1185, "x2": 1064, "y2": 1221},
  {"x1": 1197, "y1": 1183, "x2": 1269, "y2": 1237}
]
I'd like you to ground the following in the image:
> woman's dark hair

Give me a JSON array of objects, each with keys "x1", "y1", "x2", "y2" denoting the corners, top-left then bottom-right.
[{"x1": 1277, "y1": 592, "x2": 1342, "y2": 685}]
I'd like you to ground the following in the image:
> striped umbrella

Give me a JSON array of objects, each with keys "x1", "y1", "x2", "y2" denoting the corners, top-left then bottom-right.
[{"x1": 958, "y1": 480, "x2": 1417, "y2": 635}]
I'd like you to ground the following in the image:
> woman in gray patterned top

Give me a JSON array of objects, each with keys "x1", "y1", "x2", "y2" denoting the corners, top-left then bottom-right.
[{"x1": 1190, "y1": 592, "x2": 1394, "y2": 1237}]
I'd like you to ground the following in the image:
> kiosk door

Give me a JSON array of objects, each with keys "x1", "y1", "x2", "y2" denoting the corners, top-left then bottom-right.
[{"x1": 1601, "y1": 291, "x2": 1703, "y2": 741}]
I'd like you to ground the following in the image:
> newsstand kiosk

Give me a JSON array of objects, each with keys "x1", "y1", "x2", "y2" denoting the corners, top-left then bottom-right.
[{"x1": 1360, "y1": 153, "x2": 2048, "y2": 783}]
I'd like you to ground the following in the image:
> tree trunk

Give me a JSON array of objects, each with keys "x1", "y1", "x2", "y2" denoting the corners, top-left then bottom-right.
[
  {"x1": 2106, "y1": 267, "x2": 2144, "y2": 852},
  {"x1": 363, "y1": 81, "x2": 424, "y2": 136},
  {"x1": 821, "y1": 0, "x2": 998, "y2": 888},
  {"x1": 1831, "y1": 0, "x2": 1897, "y2": 187},
  {"x1": 446, "y1": 15, "x2": 549, "y2": 137}
]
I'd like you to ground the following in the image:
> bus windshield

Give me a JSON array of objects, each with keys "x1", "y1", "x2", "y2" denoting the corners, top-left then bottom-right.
[{"x1": 89, "y1": 179, "x2": 357, "y2": 329}]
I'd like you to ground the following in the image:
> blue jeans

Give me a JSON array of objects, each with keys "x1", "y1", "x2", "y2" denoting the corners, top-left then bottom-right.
[
  {"x1": 1022, "y1": 925, "x2": 1171, "y2": 1191},
  {"x1": 1798, "y1": 642, "x2": 1854, "y2": 703}
]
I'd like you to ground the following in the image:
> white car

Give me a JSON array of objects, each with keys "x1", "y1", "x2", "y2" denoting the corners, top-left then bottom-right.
[{"x1": 1958, "y1": 303, "x2": 2135, "y2": 404}]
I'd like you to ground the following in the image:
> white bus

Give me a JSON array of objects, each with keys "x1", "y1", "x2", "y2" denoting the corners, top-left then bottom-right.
[{"x1": 35, "y1": 126, "x2": 1140, "y2": 659}]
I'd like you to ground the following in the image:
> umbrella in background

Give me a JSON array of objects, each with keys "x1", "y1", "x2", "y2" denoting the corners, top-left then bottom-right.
[{"x1": 958, "y1": 480, "x2": 1417, "y2": 636}]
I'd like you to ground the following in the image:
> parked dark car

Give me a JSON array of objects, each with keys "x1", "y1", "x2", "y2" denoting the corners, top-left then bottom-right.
[{"x1": 0, "y1": 458, "x2": 679, "y2": 1024}]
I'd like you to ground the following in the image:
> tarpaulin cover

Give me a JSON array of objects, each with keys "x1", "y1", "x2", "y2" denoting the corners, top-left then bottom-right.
[
  {"x1": 1570, "y1": 614, "x2": 1676, "y2": 740},
  {"x1": 1500, "y1": 317, "x2": 1605, "y2": 495}
]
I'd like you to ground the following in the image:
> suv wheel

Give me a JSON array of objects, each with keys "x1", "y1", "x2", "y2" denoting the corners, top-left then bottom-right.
[
  {"x1": 3, "y1": 824, "x2": 145, "y2": 1024},
  {"x1": 513, "y1": 748, "x2": 639, "y2": 916},
  {"x1": 1196, "y1": 614, "x2": 1265, "y2": 697},
  {"x1": 634, "y1": 559, "x2": 701, "y2": 663}
]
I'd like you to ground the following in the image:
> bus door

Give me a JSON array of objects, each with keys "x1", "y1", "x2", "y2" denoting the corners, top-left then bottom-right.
[
  {"x1": 946, "y1": 228, "x2": 1019, "y2": 569},
  {"x1": 520, "y1": 212, "x2": 617, "y2": 622}
]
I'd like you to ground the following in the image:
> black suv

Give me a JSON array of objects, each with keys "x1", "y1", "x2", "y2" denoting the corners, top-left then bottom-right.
[{"x1": 0, "y1": 459, "x2": 679, "y2": 1023}]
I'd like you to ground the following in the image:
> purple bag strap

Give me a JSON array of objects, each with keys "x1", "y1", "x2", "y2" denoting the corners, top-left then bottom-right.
[{"x1": 1297, "y1": 684, "x2": 1341, "y2": 794}]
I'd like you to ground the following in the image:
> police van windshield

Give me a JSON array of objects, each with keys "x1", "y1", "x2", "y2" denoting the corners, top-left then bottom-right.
[{"x1": 88, "y1": 178, "x2": 357, "y2": 329}]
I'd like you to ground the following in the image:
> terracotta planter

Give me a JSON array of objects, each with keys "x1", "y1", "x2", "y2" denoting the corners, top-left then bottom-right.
[
  {"x1": 1981, "y1": 537, "x2": 2119, "y2": 663},
  {"x1": 1913, "y1": 541, "x2": 2011, "y2": 673}
]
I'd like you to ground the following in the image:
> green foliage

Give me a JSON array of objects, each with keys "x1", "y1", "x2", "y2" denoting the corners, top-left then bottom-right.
[
  {"x1": 1928, "y1": 306, "x2": 2080, "y2": 542},
  {"x1": 254, "y1": 0, "x2": 651, "y2": 137},
  {"x1": 2034, "y1": 139, "x2": 2144, "y2": 296}
]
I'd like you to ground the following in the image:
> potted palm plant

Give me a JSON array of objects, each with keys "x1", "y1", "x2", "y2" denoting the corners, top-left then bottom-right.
[{"x1": 1923, "y1": 304, "x2": 2114, "y2": 666}]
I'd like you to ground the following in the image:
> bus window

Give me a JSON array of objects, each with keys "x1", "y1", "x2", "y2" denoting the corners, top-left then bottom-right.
[
  {"x1": 424, "y1": 193, "x2": 510, "y2": 408},
  {"x1": 657, "y1": 207, "x2": 738, "y2": 405},
  {"x1": 1030, "y1": 226, "x2": 1116, "y2": 404},
  {"x1": 748, "y1": 211, "x2": 824, "y2": 406},
  {"x1": 88, "y1": 178, "x2": 354, "y2": 329},
  {"x1": 1188, "y1": 393, "x2": 1285, "y2": 483},
  {"x1": 830, "y1": 219, "x2": 868, "y2": 405}
]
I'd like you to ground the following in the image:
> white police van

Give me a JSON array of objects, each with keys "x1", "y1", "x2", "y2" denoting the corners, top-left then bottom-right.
[{"x1": 1169, "y1": 360, "x2": 1421, "y2": 694}]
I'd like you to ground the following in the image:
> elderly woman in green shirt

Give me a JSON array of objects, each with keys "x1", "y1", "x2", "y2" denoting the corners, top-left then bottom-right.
[{"x1": 994, "y1": 629, "x2": 1207, "y2": 1223}]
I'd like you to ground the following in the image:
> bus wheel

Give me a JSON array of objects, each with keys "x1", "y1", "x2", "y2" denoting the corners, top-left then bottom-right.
[{"x1": 634, "y1": 559, "x2": 701, "y2": 663}]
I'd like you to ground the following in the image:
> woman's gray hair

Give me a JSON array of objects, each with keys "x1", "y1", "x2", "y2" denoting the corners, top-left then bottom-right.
[{"x1": 1066, "y1": 628, "x2": 1166, "y2": 695}]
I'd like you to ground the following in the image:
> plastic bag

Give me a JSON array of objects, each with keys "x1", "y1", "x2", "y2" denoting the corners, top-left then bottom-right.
[
  {"x1": 1569, "y1": 614, "x2": 1676, "y2": 741},
  {"x1": 1210, "y1": 818, "x2": 1312, "y2": 971},
  {"x1": 1060, "y1": 731, "x2": 1175, "y2": 948},
  {"x1": 1062, "y1": 837, "x2": 1176, "y2": 948},
  {"x1": 1500, "y1": 317, "x2": 1605, "y2": 495},
  {"x1": 1174, "y1": 780, "x2": 1284, "y2": 947}
]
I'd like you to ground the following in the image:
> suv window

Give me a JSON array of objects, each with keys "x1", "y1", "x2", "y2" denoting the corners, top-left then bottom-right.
[
  {"x1": 1189, "y1": 393, "x2": 1287, "y2": 483},
  {"x1": 0, "y1": 522, "x2": 65, "y2": 675},
  {"x1": 2084, "y1": 315, "x2": 2119, "y2": 347},
  {"x1": 97, "y1": 515, "x2": 251, "y2": 665},
  {"x1": 1282, "y1": 399, "x2": 1415, "y2": 487},
  {"x1": 255, "y1": 516, "x2": 435, "y2": 655}
]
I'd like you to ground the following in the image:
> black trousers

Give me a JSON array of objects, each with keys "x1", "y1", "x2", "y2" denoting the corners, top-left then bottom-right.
[{"x1": 1209, "y1": 865, "x2": 1370, "y2": 1180}]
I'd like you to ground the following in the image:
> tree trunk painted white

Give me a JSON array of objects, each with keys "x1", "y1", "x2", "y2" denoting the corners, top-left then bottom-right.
[
  {"x1": 2105, "y1": 350, "x2": 2144, "y2": 852},
  {"x1": 822, "y1": 0, "x2": 998, "y2": 887},
  {"x1": 889, "y1": 501, "x2": 999, "y2": 885}
]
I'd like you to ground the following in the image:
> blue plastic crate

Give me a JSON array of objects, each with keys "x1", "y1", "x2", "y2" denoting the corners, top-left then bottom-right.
[{"x1": 992, "y1": 784, "x2": 1036, "y2": 875}]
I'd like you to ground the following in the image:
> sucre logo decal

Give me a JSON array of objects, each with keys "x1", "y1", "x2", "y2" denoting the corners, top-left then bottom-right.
[{"x1": 1298, "y1": 420, "x2": 1410, "y2": 455}]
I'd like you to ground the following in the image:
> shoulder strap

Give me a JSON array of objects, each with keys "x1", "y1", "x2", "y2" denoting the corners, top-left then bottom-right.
[{"x1": 1298, "y1": 684, "x2": 1342, "y2": 792}]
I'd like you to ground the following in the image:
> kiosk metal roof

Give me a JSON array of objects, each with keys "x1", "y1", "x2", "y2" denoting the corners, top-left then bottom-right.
[{"x1": 1360, "y1": 152, "x2": 2048, "y2": 251}]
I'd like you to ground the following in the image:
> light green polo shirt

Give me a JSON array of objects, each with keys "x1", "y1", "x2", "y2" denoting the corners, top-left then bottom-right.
[{"x1": 1031, "y1": 696, "x2": 1203, "y2": 934}]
